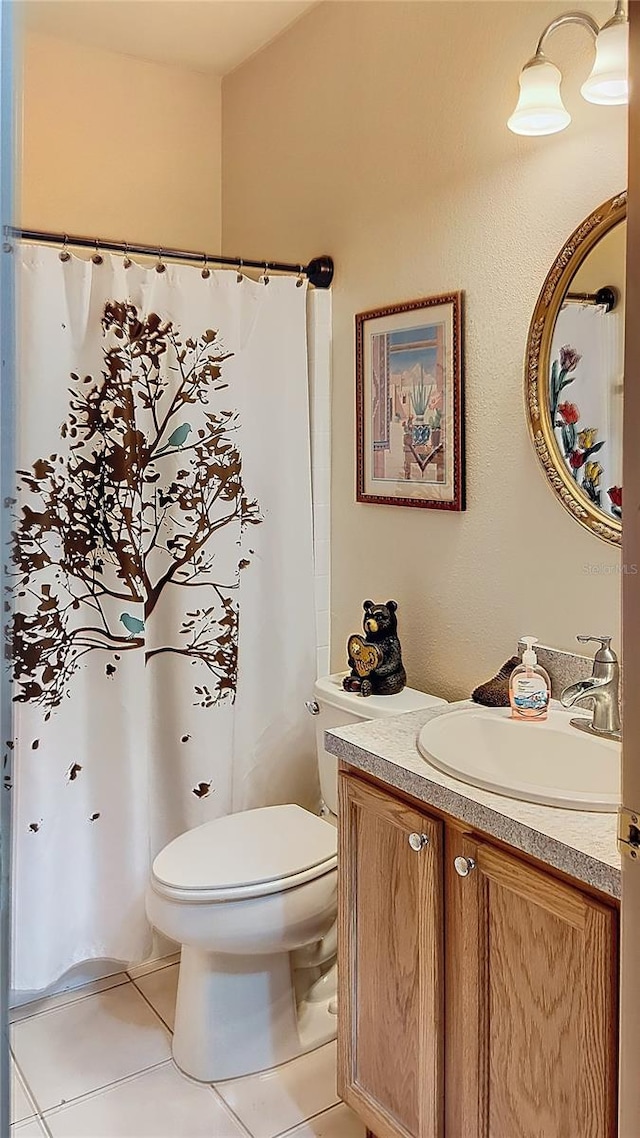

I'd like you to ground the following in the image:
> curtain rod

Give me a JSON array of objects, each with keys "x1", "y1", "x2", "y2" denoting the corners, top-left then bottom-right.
[
  {"x1": 5, "y1": 227, "x2": 335, "y2": 289},
  {"x1": 565, "y1": 285, "x2": 618, "y2": 312}
]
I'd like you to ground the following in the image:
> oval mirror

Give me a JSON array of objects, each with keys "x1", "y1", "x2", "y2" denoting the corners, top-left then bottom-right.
[{"x1": 526, "y1": 192, "x2": 626, "y2": 546}]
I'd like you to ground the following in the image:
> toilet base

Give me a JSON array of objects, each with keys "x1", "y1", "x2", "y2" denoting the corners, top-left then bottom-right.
[{"x1": 172, "y1": 945, "x2": 336, "y2": 1083}]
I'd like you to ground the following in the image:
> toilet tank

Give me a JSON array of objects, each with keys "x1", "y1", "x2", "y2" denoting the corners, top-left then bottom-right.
[{"x1": 312, "y1": 673, "x2": 447, "y2": 817}]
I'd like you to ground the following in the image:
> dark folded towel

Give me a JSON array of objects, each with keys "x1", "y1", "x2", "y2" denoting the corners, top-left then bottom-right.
[{"x1": 471, "y1": 656, "x2": 520, "y2": 707}]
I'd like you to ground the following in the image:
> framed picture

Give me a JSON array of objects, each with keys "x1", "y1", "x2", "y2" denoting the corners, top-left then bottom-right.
[{"x1": 356, "y1": 292, "x2": 464, "y2": 510}]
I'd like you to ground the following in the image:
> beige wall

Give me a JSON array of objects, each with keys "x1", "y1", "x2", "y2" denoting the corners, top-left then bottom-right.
[
  {"x1": 222, "y1": 0, "x2": 627, "y2": 701},
  {"x1": 571, "y1": 221, "x2": 626, "y2": 309},
  {"x1": 19, "y1": 32, "x2": 222, "y2": 250}
]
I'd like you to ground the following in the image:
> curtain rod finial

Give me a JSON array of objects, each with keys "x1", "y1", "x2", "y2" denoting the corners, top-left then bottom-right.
[{"x1": 306, "y1": 255, "x2": 334, "y2": 289}]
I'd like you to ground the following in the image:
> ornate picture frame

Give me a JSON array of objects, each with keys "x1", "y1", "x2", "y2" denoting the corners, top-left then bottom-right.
[{"x1": 355, "y1": 293, "x2": 464, "y2": 510}]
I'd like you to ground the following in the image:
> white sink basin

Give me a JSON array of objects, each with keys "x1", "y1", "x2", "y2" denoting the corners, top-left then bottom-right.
[{"x1": 417, "y1": 704, "x2": 620, "y2": 812}]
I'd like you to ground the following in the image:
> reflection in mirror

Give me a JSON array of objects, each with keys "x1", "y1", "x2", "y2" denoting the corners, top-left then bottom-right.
[
  {"x1": 550, "y1": 221, "x2": 625, "y2": 523},
  {"x1": 526, "y1": 192, "x2": 626, "y2": 546}
]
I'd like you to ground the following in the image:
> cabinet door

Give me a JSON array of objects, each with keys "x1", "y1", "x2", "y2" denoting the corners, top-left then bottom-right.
[
  {"x1": 446, "y1": 830, "x2": 618, "y2": 1138},
  {"x1": 338, "y1": 773, "x2": 444, "y2": 1138}
]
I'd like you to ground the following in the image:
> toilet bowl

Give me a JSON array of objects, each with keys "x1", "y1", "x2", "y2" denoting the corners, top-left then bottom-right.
[
  {"x1": 147, "y1": 804, "x2": 337, "y2": 1082},
  {"x1": 147, "y1": 673, "x2": 446, "y2": 1082}
]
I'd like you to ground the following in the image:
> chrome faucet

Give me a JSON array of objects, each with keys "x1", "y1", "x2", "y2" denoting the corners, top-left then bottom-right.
[{"x1": 560, "y1": 635, "x2": 621, "y2": 742}]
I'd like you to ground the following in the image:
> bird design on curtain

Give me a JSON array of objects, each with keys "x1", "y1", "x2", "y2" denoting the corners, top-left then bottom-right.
[{"x1": 8, "y1": 300, "x2": 262, "y2": 716}]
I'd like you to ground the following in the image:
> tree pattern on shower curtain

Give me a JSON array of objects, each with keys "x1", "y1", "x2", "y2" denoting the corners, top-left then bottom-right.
[{"x1": 8, "y1": 300, "x2": 261, "y2": 714}]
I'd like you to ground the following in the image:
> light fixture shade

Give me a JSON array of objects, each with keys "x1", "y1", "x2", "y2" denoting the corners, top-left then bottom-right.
[
  {"x1": 581, "y1": 21, "x2": 628, "y2": 105},
  {"x1": 507, "y1": 57, "x2": 571, "y2": 136}
]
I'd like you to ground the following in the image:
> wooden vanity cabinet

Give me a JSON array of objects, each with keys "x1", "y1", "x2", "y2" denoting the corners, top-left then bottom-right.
[
  {"x1": 338, "y1": 771, "x2": 619, "y2": 1138},
  {"x1": 337, "y1": 774, "x2": 444, "y2": 1138},
  {"x1": 446, "y1": 829, "x2": 618, "y2": 1138}
]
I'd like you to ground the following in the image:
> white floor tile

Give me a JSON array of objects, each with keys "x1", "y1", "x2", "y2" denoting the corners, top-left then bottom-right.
[
  {"x1": 11, "y1": 1119, "x2": 49, "y2": 1136},
  {"x1": 133, "y1": 963, "x2": 178, "y2": 1030},
  {"x1": 11, "y1": 1060, "x2": 36, "y2": 1124},
  {"x1": 215, "y1": 1042, "x2": 339, "y2": 1138},
  {"x1": 283, "y1": 1104, "x2": 365, "y2": 1138},
  {"x1": 44, "y1": 1061, "x2": 249, "y2": 1138},
  {"x1": 10, "y1": 973, "x2": 130, "y2": 1024},
  {"x1": 126, "y1": 952, "x2": 180, "y2": 980},
  {"x1": 12, "y1": 983, "x2": 172, "y2": 1112}
]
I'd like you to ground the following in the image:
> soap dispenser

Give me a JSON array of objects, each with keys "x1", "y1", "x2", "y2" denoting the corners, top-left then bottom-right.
[{"x1": 509, "y1": 637, "x2": 551, "y2": 721}]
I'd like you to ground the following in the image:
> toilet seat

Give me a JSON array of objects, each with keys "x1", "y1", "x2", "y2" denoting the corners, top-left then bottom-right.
[{"x1": 151, "y1": 804, "x2": 337, "y2": 903}]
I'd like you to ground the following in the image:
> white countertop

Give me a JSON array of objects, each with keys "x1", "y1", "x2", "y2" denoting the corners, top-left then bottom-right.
[{"x1": 325, "y1": 701, "x2": 621, "y2": 899}]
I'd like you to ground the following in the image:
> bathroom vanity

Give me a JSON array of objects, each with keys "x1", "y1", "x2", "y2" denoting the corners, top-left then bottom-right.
[{"x1": 327, "y1": 703, "x2": 620, "y2": 1138}]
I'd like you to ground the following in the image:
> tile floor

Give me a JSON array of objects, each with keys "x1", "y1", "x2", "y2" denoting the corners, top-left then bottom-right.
[{"x1": 9, "y1": 957, "x2": 364, "y2": 1138}]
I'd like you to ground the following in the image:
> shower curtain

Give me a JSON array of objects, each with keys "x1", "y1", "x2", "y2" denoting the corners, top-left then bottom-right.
[
  {"x1": 551, "y1": 303, "x2": 623, "y2": 507},
  {"x1": 11, "y1": 246, "x2": 319, "y2": 991}
]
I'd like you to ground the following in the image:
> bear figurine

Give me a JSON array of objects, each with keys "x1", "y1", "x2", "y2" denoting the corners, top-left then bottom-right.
[{"x1": 343, "y1": 600, "x2": 407, "y2": 697}]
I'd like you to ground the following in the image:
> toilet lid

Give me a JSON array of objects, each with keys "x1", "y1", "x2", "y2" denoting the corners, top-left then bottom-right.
[{"x1": 152, "y1": 804, "x2": 337, "y2": 893}]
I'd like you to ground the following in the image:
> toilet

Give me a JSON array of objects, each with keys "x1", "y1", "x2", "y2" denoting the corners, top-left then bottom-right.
[{"x1": 146, "y1": 673, "x2": 446, "y2": 1083}]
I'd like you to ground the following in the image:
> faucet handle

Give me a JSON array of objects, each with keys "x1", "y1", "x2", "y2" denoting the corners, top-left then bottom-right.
[{"x1": 576, "y1": 635, "x2": 617, "y2": 663}]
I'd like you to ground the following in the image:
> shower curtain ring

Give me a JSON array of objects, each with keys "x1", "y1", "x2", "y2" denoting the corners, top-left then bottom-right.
[
  {"x1": 155, "y1": 249, "x2": 166, "y2": 274},
  {"x1": 262, "y1": 263, "x2": 270, "y2": 286},
  {"x1": 59, "y1": 236, "x2": 71, "y2": 263},
  {"x1": 201, "y1": 254, "x2": 210, "y2": 279},
  {"x1": 296, "y1": 265, "x2": 305, "y2": 288},
  {"x1": 122, "y1": 244, "x2": 132, "y2": 269},
  {"x1": 92, "y1": 240, "x2": 103, "y2": 266},
  {"x1": 236, "y1": 258, "x2": 243, "y2": 284}
]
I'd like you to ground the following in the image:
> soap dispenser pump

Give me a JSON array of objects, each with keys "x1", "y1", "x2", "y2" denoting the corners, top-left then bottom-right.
[{"x1": 509, "y1": 637, "x2": 551, "y2": 721}]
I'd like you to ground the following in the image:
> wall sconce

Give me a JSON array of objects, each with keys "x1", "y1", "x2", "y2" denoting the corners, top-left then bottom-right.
[{"x1": 508, "y1": 1, "x2": 628, "y2": 136}]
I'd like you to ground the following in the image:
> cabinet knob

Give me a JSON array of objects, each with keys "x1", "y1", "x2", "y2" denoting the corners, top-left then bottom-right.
[
  {"x1": 408, "y1": 832, "x2": 430, "y2": 851},
  {"x1": 454, "y1": 855, "x2": 476, "y2": 877}
]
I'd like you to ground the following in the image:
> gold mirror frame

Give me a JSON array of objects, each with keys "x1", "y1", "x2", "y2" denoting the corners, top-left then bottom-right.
[{"x1": 525, "y1": 191, "x2": 626, "y2": 547}]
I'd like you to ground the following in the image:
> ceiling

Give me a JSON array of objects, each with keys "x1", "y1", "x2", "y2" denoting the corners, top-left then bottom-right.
[{"x1": 21, "y1": 0, "x2": 318, "y2": 77}]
